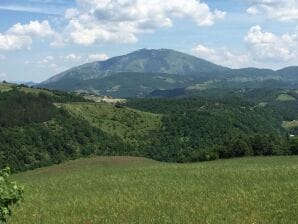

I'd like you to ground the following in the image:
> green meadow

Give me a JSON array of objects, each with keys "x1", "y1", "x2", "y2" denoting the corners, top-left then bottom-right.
[{"x1": 9, "y1": 156, "x2": 298, "y2": 224}]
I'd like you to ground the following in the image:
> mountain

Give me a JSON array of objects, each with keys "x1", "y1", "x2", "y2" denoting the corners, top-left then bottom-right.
[
  {"x1": 43, "y1": 49, "x2": 228, "y2": 84},
  {"x1": 277, "y1": 66, "x2": 298, "y2": 80},
  {"x1": 39, "y1": 49, "x2": 298, "y2": 97}
]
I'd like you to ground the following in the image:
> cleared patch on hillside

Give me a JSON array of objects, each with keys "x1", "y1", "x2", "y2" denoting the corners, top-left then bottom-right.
[
  {"x1": 276, "y1": 93, "x2": 296, "y2": 101},
  {"x1": 59, "y1": 102, "x2": 162, "y2": 146},
  {"x1": 283, "y1": 120, "x2": 298, "y2": 129}
]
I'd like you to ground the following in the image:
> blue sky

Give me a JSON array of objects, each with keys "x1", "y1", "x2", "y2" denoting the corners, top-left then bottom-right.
[{"x1": 0, "y1": 0, "x2": 298, "y2": 82}]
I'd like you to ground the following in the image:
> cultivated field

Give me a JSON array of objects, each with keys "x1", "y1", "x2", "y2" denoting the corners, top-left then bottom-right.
[{"x1": 9, "y1": 156, "x2": 298, "y2": 224}]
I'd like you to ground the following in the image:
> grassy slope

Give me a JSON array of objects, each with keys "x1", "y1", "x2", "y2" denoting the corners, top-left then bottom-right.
[
  {"x1": 9, "y1": 156, "x2": 298, "y2": 224},
  {"x1": 59, "y1": 102, "x2": 162, "y2": 146},
  {"x1": 0, "y1": 83, "x2": 53, "y2": 95}
]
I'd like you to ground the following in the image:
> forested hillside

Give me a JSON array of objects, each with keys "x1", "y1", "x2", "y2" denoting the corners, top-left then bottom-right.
[
  {"x1": 1, "y1": 84, "x2": 297, "y2": 172},
  {"x1": 0, "y1": 87, "x2": 129, "y2": 171},
  {"x1": 126, "y1": 96, "x2": 297, "y2": 162}
]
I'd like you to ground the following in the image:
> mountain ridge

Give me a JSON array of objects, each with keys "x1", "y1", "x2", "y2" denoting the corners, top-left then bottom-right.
[{"x1": 39, "y1": 48, "x2": 298, "y2": 97}]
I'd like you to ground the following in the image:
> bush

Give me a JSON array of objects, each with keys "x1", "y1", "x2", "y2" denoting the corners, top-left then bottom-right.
[{"x1": 0, "y1": 167, "x2": 23, "y2": 224}]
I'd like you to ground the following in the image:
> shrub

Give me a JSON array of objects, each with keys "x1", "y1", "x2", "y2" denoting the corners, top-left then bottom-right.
[{"x1": 0, "y1": 167, "x2": 23, "y2": 224}]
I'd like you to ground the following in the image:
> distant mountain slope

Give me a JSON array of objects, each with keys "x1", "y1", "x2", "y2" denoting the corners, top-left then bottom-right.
[
  {"x1": 39, "y1": 49, "x2": 298, "y2": 97},
  {"x1": 277, "y1": 66, "x2": 298, "y2": 80},
  {"x1": 43, "y1": 49, "x2": 228, "y2": 84}
]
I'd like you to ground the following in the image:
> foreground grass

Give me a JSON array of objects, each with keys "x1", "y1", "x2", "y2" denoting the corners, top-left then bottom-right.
[{"x1": 9, "y1": 156, "x2": 298, "y2": 224}]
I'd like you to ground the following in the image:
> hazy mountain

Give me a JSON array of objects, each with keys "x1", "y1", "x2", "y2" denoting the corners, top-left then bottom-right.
[{"x1": 39, "y1": 49, "x2": 298, "y2": 97}]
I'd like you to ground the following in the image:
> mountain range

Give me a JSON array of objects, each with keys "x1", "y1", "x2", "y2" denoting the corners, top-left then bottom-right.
[{"x1": 39, "y1": 49, "x2": 298, "y2": 98}]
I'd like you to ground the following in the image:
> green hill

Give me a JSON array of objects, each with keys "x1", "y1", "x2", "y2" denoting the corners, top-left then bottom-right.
[{"x1": 8, "y1": 156, "x2": 298, "y2": 224}]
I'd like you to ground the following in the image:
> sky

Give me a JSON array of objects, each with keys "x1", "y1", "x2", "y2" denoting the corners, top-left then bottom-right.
[{"x1": 0, "y1": 0, "x2": 298, "y2": 82}]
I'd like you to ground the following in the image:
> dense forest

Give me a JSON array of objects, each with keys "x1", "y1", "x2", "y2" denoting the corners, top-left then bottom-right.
[
  {"x1": 0, "y1": 86, "x2": 297, "y2": 171},
  {"x1": 127, "y1": 95, "x2": 298, "y2": 162}
]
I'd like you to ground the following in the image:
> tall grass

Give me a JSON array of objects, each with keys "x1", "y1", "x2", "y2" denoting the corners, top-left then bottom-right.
[{"x1": 9, "y1": 156, "x2": 298, "y2": 224}]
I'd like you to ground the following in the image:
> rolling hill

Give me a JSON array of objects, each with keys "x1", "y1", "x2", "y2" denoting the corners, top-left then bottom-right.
[{"x1": 38, "y1": 49, "x2": 298, "y2": 98}]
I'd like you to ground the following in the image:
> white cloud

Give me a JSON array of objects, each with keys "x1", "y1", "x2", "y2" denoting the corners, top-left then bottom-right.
[
  {"x1": 8, "y1": 20, "x2": 55, "y2": 37},
  {"x1": 0, "y1": 34, "x2": 32, "y2": 51},
  {"x1": 192, "y1": 25, "x2": 298, "y2": 69},
  {"x1": 63, "y1": 53, "x2": 82, "y2": 61},
  {"x1": 247, "y1": 0, "x2": 298, "y2": 22},
  {"x1": 61, "y1": 0, "x2": 225, "y2": 45},
  {"x1": 0, "y1": 20, "x2": 55, "y2": 51},
  {"x1": 191, "y1": 44, "x2": 250, "y2": 68},
  {"x1": 88, "y1": 53, "x2": 109, "y2": 61},
  {"x1": 244, "y1": 25, "x2": 298, "y2": 62}
]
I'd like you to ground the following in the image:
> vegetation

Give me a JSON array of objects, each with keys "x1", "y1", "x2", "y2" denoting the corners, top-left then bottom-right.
[
  {"x1": 60, "y1": 102, "x2": 162, "y2": 147},
  {"x1": 0, "y1": 167, "x2": 23, "y2": 224},
  {"x1": 126, "y1": 97, "x2": 297, "y2": 162},
  {"x1": 8, "y1": 156, "x2": 298, "y2": 224},
  {"x1": 0, "y1": 89, "x2": 128, "y2": 172},
  {"x1": 1, "y1": 86, "x2": 298, "y2": 171}
]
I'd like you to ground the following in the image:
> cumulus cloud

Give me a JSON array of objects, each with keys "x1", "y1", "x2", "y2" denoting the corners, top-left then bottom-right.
[
  {"x1": 247, "y1": 0, "x2": 298, "y2": 22},
  {"x1": 0, "y1": 34, "x2": 32, "y2": 51},
  {"x1": 244, "y1": 25, "x2": 298, "y2": 62},
  {"x1": 0, "y1": 20, "x2": 55, "y2": 51},
  {"x1": 191, "y1": 44, "x2": 250, "y2": 68},
  {"x1": 8, "y1": 20, "x2": 55, "y2": 37},
  {"x1": 60, "y1": 0, "x2": 225, "y2": 45},
  {"x1": 192, "y1": 25, "x2": 298, "y2": 69},
  {"x1": 88, "y1": 53, "x2": 109, "y2": 61}
]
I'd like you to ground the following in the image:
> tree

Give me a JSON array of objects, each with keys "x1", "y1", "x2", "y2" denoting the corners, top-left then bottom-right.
[{"x1": 0, "y1": 167, "x2": 23, "y2": 224}]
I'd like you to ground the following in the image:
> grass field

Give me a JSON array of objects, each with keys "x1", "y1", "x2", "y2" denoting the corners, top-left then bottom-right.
[
  {"x1": 9, "y1": 156, "x2": 298, "y2": 224},
  {"x1": 60, "y1": 102, "x2": 162, "y2": 146}
]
